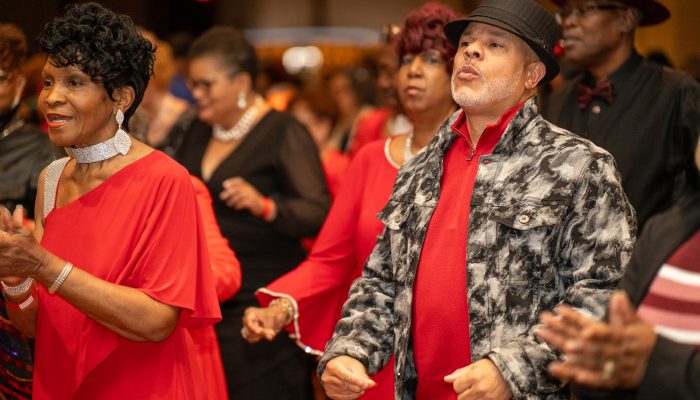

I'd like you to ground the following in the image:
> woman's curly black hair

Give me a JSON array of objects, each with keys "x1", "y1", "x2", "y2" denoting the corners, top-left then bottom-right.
[{"x1": 37, "y1": 2, "x2": 154, "y2": 127}]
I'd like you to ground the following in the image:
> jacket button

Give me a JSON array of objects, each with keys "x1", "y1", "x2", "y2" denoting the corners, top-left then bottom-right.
[
  {"x1": 425, "y1": 193, "x2": 432, "y2": 201},
  {"x1": 394, "y1": 215, "x2": 402, "y2": 223},
  {"x1": 518, "y1": 215, "x2": 530, "y2": 224}
]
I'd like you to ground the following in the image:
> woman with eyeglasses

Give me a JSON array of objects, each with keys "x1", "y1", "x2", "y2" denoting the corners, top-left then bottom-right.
[
  {"x1": 175, "y1": 26, "x2": 330, "y2": 399},
  {"x1": 241, "y1": 3, "x2": 461, "y2": 398}
]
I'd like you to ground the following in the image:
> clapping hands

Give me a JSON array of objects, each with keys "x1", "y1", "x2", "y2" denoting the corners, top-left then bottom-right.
[{"x1": 536, "y1": 292, "x2": 657, "y2": 390}]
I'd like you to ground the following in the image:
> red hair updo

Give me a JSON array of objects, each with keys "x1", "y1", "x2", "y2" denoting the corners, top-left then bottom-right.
[{"x1": 395, "y1": 2, "x2": 463, "y2": 73}]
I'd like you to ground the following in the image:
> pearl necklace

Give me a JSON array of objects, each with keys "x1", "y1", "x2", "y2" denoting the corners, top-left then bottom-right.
[
  {"x1": 65, "y1": 128, "x2": 132, "y2": 164},
  {"x1": 213, "y1": 96, "x2": 265, "y2": 142},
  {"x1": 403, "y1": 131, "x2": 415, "y2": 161},
  {"x1": 403, "y1": 131, "x2": 427, "y2": 162}
]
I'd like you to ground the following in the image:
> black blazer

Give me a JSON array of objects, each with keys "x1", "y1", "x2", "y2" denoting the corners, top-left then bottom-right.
[{"x1": 577, "y1": 191, "x2": 700, "y2": 399}]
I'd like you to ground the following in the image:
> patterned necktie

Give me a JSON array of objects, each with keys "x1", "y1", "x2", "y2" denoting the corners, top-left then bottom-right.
[{"x1": 577, "y1": 80, "x2": 614, "y2": 110}]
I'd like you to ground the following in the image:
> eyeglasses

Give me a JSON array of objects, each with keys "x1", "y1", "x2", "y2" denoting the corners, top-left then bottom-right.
[
  {"x1": 187, "y1": 77, "x2": 219, "y2": 94},
  {"x1": 555, "y1": 2, "x2": 628, "y2": 24}
]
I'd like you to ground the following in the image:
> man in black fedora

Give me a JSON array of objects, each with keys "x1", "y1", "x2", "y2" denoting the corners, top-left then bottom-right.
[
  {"x1": 543, "y1": 0, "x2": 700, "y2": 231},
  {"x1": 318, "y1": 0, "x2": 635, "y2": 399}
]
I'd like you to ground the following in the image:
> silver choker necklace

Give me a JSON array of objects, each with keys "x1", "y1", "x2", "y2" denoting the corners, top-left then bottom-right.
[
  {"x1": 65, "y1": 128, "x2": 132, "y2": 164},
  {"x1": 213, "y1": 96, "x2": 264, "y2": 142}
]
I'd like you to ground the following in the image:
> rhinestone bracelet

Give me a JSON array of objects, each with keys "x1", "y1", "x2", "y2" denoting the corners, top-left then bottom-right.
[
  {"x1": 269, "y1": 297, "x2": 295, "y2": 325},
  {"x1": 48, "y1": 262, "x2": 74, "y2": 294},
  {"x1": 1, "y1": 277, "x2": 34, "y2": 297}
]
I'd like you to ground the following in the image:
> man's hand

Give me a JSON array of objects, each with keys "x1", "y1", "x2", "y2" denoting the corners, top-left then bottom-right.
[
  {"x1": 444, "y1": 358, "x2": 512, "y2": 400},
  {"x1": 536, "y1": 292, "x2": 657, "y2": 389},
  {"x1": 320, "y1": 355, "x2": 377, "y2": 400}
]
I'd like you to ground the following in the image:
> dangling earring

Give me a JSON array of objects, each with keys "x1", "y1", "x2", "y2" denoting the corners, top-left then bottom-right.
[
  {"x1": 113, "y1": 109, "x2": 131, "y2": 155},
  {"x1": 115, "y1": 109, "x2": 125, "y2": 132},
  {"x1": 237, "y1": 92, "x2": 247, "y2": 110}
]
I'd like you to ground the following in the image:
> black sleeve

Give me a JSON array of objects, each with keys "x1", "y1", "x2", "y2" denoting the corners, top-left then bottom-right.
[{"x1": 269, "y1": 119, "x2": 330, "y2": 238}]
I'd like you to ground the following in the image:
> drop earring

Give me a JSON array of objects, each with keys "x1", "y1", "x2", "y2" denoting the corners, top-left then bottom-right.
[
  {"x1": 113, "y1": 109, "x2": 131, "y2": 155},
  {"x1": 237, "y1": 92, "x2": 247, "y2": 109}
]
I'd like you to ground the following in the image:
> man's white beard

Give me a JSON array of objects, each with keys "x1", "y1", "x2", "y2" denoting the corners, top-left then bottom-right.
[{"x1": 451, "y1": 66, "x2": 521, "y2": 108}]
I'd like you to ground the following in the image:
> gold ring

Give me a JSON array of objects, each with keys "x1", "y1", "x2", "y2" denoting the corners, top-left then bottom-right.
[{"x1": 601, "y1": 359, "x2": 615, "y2": 380}]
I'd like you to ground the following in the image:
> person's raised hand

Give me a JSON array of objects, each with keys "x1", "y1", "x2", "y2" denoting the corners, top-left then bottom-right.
[{"x1": 0, "y1": 205, "x2": 46, "y2": 280}]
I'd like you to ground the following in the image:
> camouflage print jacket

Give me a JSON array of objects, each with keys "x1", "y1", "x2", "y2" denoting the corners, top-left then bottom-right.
[{"x1": 318, "y1": 98, "x2": 637, "y2": 399}]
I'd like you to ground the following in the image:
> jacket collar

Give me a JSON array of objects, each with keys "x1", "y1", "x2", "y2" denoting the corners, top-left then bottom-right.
[{"x1": 394, "y1": 97, "x2": 540, "y2": 206}]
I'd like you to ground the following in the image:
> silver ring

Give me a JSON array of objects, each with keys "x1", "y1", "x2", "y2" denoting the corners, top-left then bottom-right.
[
  {"x1": 601, "y1": 359, "x2": 615, "y2": 380},
  {"x1": 240, "y1": 327, "x2": 249, "y2": 339}
]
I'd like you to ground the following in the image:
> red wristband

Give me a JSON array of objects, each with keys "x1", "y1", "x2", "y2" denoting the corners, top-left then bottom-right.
[{"x1": 260, "y1": 197, "x2": 273, "y2": 220}]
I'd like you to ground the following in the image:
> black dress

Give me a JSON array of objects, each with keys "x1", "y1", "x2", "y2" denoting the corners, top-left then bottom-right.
[{"x1": 176, "y1": 110, "x2": 330, "y2": 399}]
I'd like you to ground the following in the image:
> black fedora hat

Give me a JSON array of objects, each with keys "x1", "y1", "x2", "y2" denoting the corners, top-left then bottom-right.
[
  {"x1": 444, "y1": 0, "x2": 560, "y2": 83},
  {"x1": 550, "y1": 0, "x2": 670, "y2": 26}
]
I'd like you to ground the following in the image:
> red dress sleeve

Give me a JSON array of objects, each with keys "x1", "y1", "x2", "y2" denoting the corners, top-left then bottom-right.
[
  {"x1": 256, "y1": 148, "x2": 370, "y2": 354},
  {"x1": 190, "y1": 175, "x2": 241, "y2": 302},
  {"x1": 129, "y1": 166, "x2": 221, "y2": 328}
]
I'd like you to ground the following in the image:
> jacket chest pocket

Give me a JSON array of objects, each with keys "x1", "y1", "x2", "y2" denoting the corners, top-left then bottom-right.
[
  {"x1": 377, "y1": 200, "x2": 415, "y2": 283},
  {"x1": 492, "y1": 202, "x2": 567, "y2": 285},
  {"x1": 490, "y1": 202, "x2": 567, "y2": 330}
]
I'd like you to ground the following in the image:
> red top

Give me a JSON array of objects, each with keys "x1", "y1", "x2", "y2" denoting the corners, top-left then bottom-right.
[
  {"x1": 189, "y1": 175, "x2": 241, "y2": 400},
  {"x1": 321, "y1": 149, "x2": 351, "y2": 201},
  {"x1": 302, "y1": 149, "x2": 351, "y2": 251},
  {"x1": 190, "y1": 175, "x2": 241, "y2": 303},
  {"x1": 36, "y1": 151, "x2": 221, "y2": 399},
  {"x1": 348, "y1": 108, "x2": 391, "y2": 158},
  {"x1": 257, "y1": 138, "x2": 398, "y2": 399},
  {"x1": 412, "y1": 105, "x2": 522, "y2": 399}
]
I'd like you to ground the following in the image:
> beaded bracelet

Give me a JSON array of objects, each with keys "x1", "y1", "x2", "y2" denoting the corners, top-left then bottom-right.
[
  {"x1": 1, "y1": 277, "x2": 34, "y2": 297},
  {"x1": 269, "y1": 297, "x2": 294, "y2": 325},
  {"x1": 48, "y1": 262, "x2": 74, "y2": 294}
]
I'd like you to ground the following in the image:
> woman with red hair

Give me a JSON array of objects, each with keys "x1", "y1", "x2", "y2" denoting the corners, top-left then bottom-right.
[{"x1": 242, "y1": 3, "x2": 461, "y2": 398}]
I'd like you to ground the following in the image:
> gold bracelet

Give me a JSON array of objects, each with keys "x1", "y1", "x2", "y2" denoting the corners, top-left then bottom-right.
[
  {"x1": 48, "y1": 262, "x2": 73, "y2": 294},
  {"x1": 269, "y1": 297, "x2": 294, "y2": 325}
]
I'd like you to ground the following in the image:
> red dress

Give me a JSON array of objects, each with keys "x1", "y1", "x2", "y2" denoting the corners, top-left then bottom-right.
[
  {"x1": 189, "y1": 176, "x2": 241, "y2": 400},
  {"x1": 36, "y1": 152, "x2": 221, "y2": 399},
  {"x1": 257, "y1": 138, "x2": 398, "y2": 399}
]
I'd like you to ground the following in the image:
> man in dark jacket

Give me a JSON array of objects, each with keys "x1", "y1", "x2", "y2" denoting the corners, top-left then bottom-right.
[
  {"x1": 318, "y1": 1, "x2": 636, "y2": 399},
  {"x1": 542, "y1": 0, "x2": 700, "y2": 230}
]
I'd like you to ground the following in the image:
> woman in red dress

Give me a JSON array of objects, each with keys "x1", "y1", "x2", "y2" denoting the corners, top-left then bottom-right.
[
  {"x1": 242, "y1": 3, "x2": 461, "y2": 398},
  {"x1": 0, "y1": 4, "x2": 220, "y2": 399}
]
